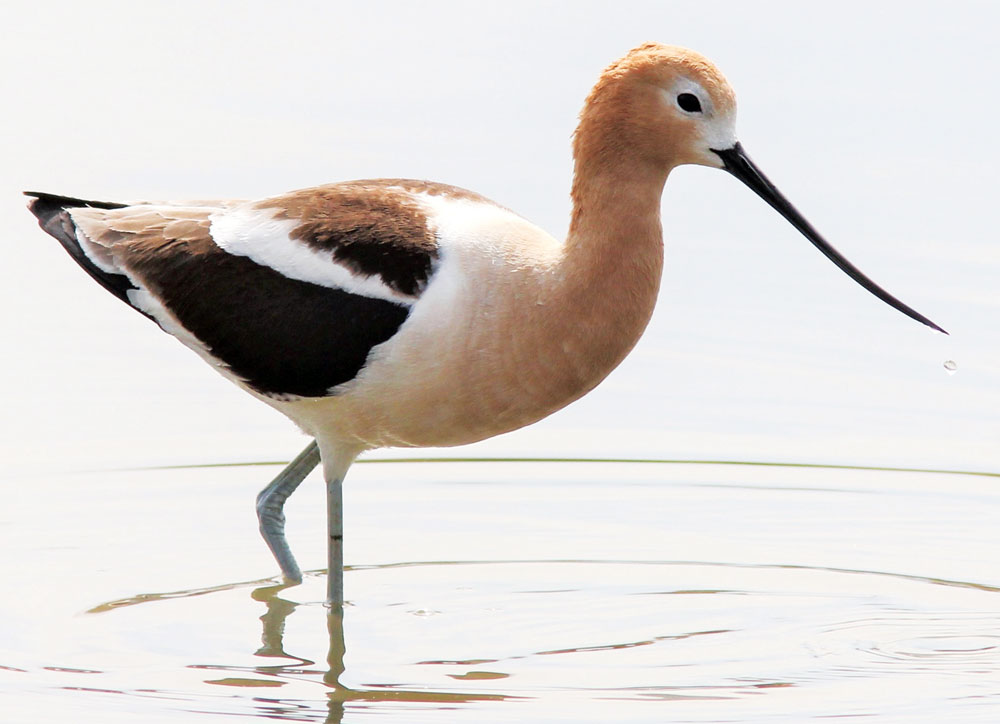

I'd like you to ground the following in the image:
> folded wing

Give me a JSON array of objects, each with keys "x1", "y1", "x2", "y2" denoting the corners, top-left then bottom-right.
[{"x1": 26, "y1": 184, "x2": 443, "y2": 398}]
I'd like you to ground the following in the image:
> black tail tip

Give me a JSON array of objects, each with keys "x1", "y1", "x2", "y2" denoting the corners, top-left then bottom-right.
[
  {"x1": 24, "y1": 191, "x2": 126, "y2": 216},
  {"x1": 24, "y1": 190, "x2": 143, "y2": 311}
]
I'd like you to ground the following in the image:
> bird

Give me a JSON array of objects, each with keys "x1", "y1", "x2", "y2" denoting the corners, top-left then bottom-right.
[{"x1": 26, "y1": 43, "x2": 945, "y2": 607}]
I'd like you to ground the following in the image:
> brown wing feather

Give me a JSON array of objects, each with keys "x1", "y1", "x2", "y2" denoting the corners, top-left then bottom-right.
[{"x1": 36, "y1": 196, "x2": 411, "y2": 398}]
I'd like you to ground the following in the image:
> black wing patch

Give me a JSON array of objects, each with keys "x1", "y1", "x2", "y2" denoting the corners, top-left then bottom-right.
[
  {"x1": 27, "y1": 188, "x2": 446, "y2": 398},
  {"x1": 28, "y1": 191, "x2": 411, "y2": 397},
  {"x1": 127, "y1": 247, "x2": 410, "y2": 398}
]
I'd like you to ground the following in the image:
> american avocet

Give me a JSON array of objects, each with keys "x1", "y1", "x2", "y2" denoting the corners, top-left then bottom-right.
[{"x1": 26, "y1": 43, "x2": 945, "y2": 606}]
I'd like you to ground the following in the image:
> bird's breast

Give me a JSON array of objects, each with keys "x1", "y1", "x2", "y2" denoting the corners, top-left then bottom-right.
[{"x1": 276, "y1": 200, "x2": 661, "y2": 451}]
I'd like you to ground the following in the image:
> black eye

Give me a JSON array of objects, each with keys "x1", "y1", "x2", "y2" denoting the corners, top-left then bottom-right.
[{"x1": 677, "y1": 93, "x2": 702, "y2": 113}]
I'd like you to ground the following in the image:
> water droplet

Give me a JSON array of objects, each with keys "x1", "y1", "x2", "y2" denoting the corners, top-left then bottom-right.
[{"x1": 943, "y1": 360, "x2": 957, "y2": 375}]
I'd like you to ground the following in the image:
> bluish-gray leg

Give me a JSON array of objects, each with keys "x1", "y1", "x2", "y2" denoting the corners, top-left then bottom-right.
[
  {"x1": 327, "y1": 473, "x2": 344, "y2": 607},
  {"x1": 256, "y1": 440, "x2": 321, "y2": 583}
]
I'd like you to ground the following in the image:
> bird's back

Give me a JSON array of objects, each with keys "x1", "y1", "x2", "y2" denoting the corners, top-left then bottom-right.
[{"x1": 26, "y1": 181, "x2": 576, "y2": 450}]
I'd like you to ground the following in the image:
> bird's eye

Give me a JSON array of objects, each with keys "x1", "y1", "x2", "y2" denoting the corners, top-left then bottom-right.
[{"x1": 676, "y1": 93, "x2": 702, "y2": 113}]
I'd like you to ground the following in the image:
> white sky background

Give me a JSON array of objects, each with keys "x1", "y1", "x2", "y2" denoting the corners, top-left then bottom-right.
[{"x1": 1, "y1": 0, "x2": 997, "y2": 472}]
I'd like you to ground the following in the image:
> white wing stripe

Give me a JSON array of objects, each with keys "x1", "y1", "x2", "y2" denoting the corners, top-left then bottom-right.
[{"x1": 209, "y1": 205, "x2": 415, "y2": 305}]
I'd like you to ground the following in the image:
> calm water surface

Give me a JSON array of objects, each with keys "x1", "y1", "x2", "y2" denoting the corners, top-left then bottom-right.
[{"x1": 4, "y1": 460, "x2": 1000, "y2": 722}]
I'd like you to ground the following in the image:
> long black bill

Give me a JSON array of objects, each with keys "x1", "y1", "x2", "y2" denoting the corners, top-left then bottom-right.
[{"x1": 712, "y1": 142, "x2": 946, "y2": 334}]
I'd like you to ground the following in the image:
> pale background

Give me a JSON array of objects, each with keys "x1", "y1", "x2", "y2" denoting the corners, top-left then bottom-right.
[{"x1": 2, "y1": 0, "x2": 996, "y2": 474}]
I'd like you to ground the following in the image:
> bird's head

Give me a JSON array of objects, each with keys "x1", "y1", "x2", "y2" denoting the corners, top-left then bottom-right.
[{"x1": 574, "y1": 42, "x2": 945, "y2": 334}]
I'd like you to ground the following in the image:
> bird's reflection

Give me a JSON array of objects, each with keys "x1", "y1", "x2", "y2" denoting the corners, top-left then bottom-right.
[
  {"x1": 89, "y1": 574, "x2": 510, "y2": 723},
  {"x1": 250, "y1": 581, "x2": 318, "y2": 667},
  {"x1": 250, "y1": 582, "x2": 347, "y2": 723},
  {"x1": 325, "y1": 609, "x2": 348, "y2": 723},
  {"x1": 248, "y1": 580, "x2": 510, "y2": 722}
]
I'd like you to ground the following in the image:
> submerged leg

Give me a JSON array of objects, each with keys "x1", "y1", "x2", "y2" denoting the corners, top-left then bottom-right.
[{"x1": 256, "y1": 440, "x2": 321, "y2": 583}]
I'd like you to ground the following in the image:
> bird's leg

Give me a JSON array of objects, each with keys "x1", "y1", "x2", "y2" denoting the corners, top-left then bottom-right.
[
  {"x1": 256, "y1": 440, "x2": 321, "y2": 583},
  {"x1": 319, "y1": 446, "x2": 357, "y2": 609},
  {"x1": 327, "y1": 473, "x2": 344, "y2": 607}
]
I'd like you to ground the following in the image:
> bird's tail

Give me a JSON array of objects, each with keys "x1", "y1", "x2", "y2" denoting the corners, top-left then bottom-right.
[{"x1": 24, "y1": 191, "x2": 137, "y2": 305}]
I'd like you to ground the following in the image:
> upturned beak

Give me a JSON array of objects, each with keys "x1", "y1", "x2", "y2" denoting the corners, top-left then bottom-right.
[{"x1": 712, "y1": 142, "x2": 946, "y2": 334}]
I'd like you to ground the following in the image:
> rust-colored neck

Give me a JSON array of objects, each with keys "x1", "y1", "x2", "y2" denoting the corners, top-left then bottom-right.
[
  {"x1": 490, "y1": 111, "x2": 674, "y2": 421},
  {"x1": 551, "y1": 139, "x2": 670, "y2": 385}
]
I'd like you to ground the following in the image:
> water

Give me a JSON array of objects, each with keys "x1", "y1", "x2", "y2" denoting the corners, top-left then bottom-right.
[
  {"x1": 4, "y1": 2, "x2": 1000, "y2": 721},
  {"x1": 4, "y1": 460, "x2": 1000, "y2": 722}
]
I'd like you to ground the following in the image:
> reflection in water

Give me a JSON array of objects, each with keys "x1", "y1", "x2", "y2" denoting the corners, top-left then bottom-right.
[
  {"x1": 68, "y1": 453, "x2": 1000, "y2": 724},
  {"x1": 251, "y1": 582, "x2": 315, "y2": 668},
  {"x1": 86, "y1": 574, "x2": 511, "y2": 721},
  {"x1": 88, "y1": 558, "x2": 1000, "y2": 618},
  {"x1": 204, "y1": 580, "x2": 511, "y2": 722},
  {"x1": 86, "y1": 574, "x2": 282, "y2": 614},
  {"x1": 250, "y1": 583, "x2": 347, "y2": 722},
  {"x1": 324, "y1": 609, "x2": 347, "y2": 724},
  {"x1": 81, "y1": 558, "x2": 1000, "y2": 720}
]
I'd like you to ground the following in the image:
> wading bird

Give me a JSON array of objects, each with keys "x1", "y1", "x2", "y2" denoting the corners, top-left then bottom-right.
[{"x1": 27, "y1": 43, "x2": 944, "y2": 606}]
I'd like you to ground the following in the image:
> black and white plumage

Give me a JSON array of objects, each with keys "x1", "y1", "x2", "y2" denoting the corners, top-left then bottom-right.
[
  {"x1": 27, "y1": 177, "x2": 560, "y2": 605},
  {"x1": 27, "y1": 43, "x2": 945, "y2": 606},
  {"x1": 26, "y1": 183, "x2": 467, "y2": 398}
]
